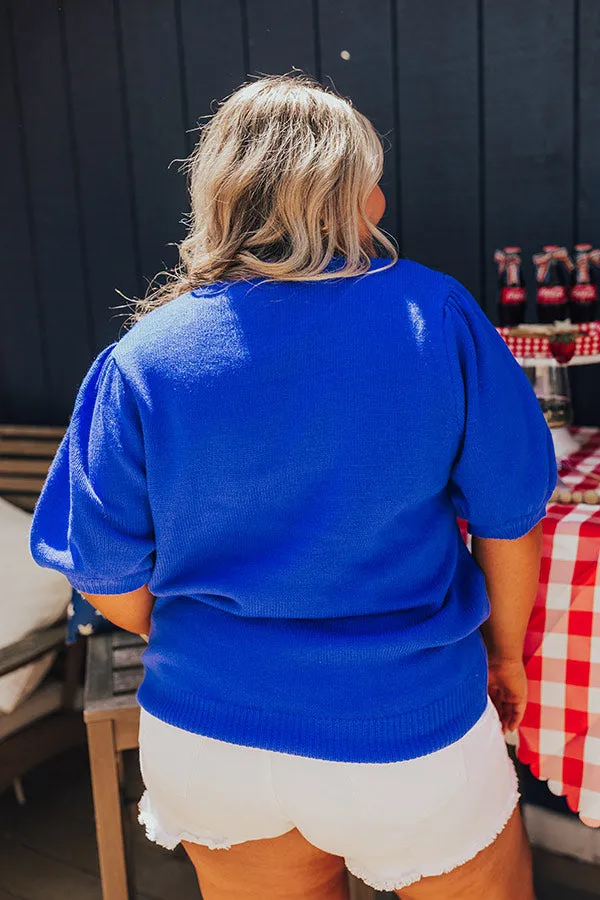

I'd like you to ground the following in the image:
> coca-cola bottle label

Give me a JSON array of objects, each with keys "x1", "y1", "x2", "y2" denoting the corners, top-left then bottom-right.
[
  {"x1": 537, "y1": 285, "x2": 567, "y2": 305},
  {"x1": 500, "y1": 287, "x2": 526, "y2": 305},
  {"x1": 570, "y1": 283, "x2": 597, "y2": 304}
]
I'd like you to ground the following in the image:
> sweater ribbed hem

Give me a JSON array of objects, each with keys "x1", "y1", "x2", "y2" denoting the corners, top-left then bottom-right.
[
  {"x1": 467, "y1": 499, "x2": 551, "y2": 540},
  {"x1": 136, "y1": 660, "x2": 488, "y2": 763},
  {"x1": 67, "y1": 571, "x2": 152, "y2": 595}
]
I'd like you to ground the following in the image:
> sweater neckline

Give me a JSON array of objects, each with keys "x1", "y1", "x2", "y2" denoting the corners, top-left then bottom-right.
[{"x1": 193, "y1": 255, "x2": 392, "y2": 293}]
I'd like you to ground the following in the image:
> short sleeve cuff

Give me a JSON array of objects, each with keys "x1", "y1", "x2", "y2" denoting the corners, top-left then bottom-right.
[
  {"x1": 67, "y1": 571, "x2": 152, "y2": 595},
  {"x1": 467, "y1": 502, "x2": 549, "y2": 540}
]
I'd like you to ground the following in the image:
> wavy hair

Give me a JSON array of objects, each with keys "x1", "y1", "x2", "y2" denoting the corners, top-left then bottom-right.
[{"x1": 128, "y1": 73, "x2": 398, "y2": 323}]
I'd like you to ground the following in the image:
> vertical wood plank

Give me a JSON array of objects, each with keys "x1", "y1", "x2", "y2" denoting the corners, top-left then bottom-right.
[
  {"x1": 10, "y1": 0, "x2": 94, "y2": 423},
  {"x1": 83, "y1": 633, "x2": 114, "y2": 712},
  {"x1": 0, "y1": 0, "x2": 47, "y2": 423},
  {"x1": 180, "y1": 0, "x2": 246, "y2": 151},
  {"x1": 118, "y1": 0, "x2": 188, "y2": 289},
  {"x1": 347, "y1": 871, "x2": 377, "y2": 899},
  {"x1": 86, "y1": 720, "x2": 130, "y2": 900},
  {"x1": 577, "y1": 0, "x2": 600, "y2": 243},
  {"x1": 63, "y1": 0, "x2": 139, "y2": 352},
  {"x1": 570, "y1": 365, "x2": 600, "y2": 428},
  {"x1": 245, "y1": 0, "x2": 318, "y2": 77},
  {"x1": 571, "y1": 0, "x2": 600, "y2": 427},
  {"x1": 483, "y1": 0, "x2": 575, "y2": 320},
  {"x1": 318, "y1": 0, "x2": 399, "y2": 247},
  {"x1": 396, "y1": 0, "x2": 481, "y2": 298}
]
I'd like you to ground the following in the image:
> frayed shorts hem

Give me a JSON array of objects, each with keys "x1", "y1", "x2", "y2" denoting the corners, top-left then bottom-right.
[
  {"x1": 345, "y1": 788, "x2": 521, "y2": 892},
  {"x1": 138, "y1": 787, "x2": 521, "y2": 891},
  {"x1": 138, "y1": 791, "x2": 234, "y2": 851}
]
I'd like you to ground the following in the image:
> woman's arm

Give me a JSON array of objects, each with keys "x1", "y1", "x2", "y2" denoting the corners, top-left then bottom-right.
[
  {"x1": 78, "y1": 583, "x2": 154, "y2": 637},
  {"x1": 473, "y1": 521, "x2": 543, "y2": 662},
  {"x1": 472, "y1": 520, "x2": 543, "y2": 732}
]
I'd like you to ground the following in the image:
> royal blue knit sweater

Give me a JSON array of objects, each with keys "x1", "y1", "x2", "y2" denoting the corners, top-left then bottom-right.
[{"x1": 30, "y1": 257, "x2": 556, "y2": 762}]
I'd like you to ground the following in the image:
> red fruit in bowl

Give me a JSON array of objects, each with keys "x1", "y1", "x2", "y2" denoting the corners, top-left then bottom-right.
[{"x1": 549, "y1": 337, "x2": 576, "y2": 364}]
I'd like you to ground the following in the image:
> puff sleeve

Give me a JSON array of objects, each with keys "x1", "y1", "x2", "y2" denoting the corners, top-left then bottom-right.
[
  {"x1": 29, "y1": 343, "x2": 156, "y2": 593},
  {"x1": 443, "y1": 276, "x2": 557, "y2": 539}
]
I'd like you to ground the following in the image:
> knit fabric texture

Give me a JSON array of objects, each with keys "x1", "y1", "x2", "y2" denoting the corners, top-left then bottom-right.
[{"x1": 29, "y1": 257, "x2": 557, "y2": 762}]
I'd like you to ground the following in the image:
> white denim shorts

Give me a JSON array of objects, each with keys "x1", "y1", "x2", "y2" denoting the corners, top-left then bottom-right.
[{"x1": 138, "y1": 697, "x2": 519, "y2": 893}]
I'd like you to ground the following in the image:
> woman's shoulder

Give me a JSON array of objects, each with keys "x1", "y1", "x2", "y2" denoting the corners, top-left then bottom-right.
[
  {"x1": 112, "y1": 290, "x2": 221, "y2": 361},
  {"x1": 379, "y1": 257, "x2": 473, "y2": 331},
  {"x1": 380, "y1": 256, "x2": 458, "y2": 301},
  {"x1": 112, "y1": 288, "x2": 250, "y2": 386}
]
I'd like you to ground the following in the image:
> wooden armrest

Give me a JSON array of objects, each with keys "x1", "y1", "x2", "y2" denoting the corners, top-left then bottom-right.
[{"x1": 0, "y1": 624, "x2": 67, "y2": 678}]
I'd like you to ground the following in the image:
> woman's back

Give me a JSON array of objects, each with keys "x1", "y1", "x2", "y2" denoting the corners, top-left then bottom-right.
[
  {"x1": 125, "y1": 256, "x2": 460, "y2": 621},
  {"x1": 31, "y1": 254, "x2": 554, "y2": 762}
]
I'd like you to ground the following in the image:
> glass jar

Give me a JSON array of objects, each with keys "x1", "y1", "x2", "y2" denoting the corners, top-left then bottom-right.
[
  {"x1": 523, "y1": 363, "x2": 573, "y2": 428},
  {"x1": 521, "y1": 362, "x2": 577, "y2": 458}
]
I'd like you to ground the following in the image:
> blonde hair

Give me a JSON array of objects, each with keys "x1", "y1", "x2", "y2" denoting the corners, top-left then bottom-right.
[{"x1": 129, "y1": 73, "x2": 398, "y2": 323}]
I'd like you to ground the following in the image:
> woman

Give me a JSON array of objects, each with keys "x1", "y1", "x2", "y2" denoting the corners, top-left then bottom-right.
[{"x1": 30, "y1": 74, "x2": 556, "y2": 899}]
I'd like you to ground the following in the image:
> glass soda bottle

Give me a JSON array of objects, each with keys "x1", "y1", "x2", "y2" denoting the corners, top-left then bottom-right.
[
  {"x1": 569, "y1": 243, "x2": 599, "y2": 323},
  {"x1": 533, "y1": 245, "x2": 572, "y2": 324},
  {"x1": 494, "y1": 246, "x2": 527, "y2": 326}
]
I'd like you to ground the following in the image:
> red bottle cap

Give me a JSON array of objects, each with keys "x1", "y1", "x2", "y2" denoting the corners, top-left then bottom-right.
[
  {"x1": 575, "y1": 243, "x2": 593, "y2": 251},
  {"x1": 542, "y1": 244, "x2": 560, "y2": 251},
  {"x1": 503, "y1": 246, "x2": 521, "y2": 253}
]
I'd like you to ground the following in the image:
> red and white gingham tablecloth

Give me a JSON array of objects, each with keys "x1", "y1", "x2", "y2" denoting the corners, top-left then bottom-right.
[
  {"x1": 516, "y1": 427, "x2": 600, "y2": 827},
  {"x1": 498, "y1": 322, "x2": 600, "y2": 360}
]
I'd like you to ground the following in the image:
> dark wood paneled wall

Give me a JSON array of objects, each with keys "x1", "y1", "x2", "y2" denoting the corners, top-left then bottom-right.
[{"x1": 1, "y1": 1, "x2": 599, "y2": 424}]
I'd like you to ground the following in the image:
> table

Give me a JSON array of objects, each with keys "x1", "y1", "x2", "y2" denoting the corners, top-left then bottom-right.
[{"x1": 517, "y1": 427, "x2": 600, "y2": 828}]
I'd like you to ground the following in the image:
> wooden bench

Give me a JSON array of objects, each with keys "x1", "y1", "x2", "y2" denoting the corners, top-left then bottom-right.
[
  {"x1": 0, "y1": 425, "x2": 86, "y2": 796},
  {"x1": 83, "y1": 630, "x2": 377, "y2": 900}
]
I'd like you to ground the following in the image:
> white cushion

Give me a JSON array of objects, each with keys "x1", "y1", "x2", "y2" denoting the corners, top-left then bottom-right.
[
  {"x1": 0, "y1": 678, "x2": 65, "y2": 740},
  {"x1": 0, "y1": 496, "x2": 72, "y2": 713}
]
